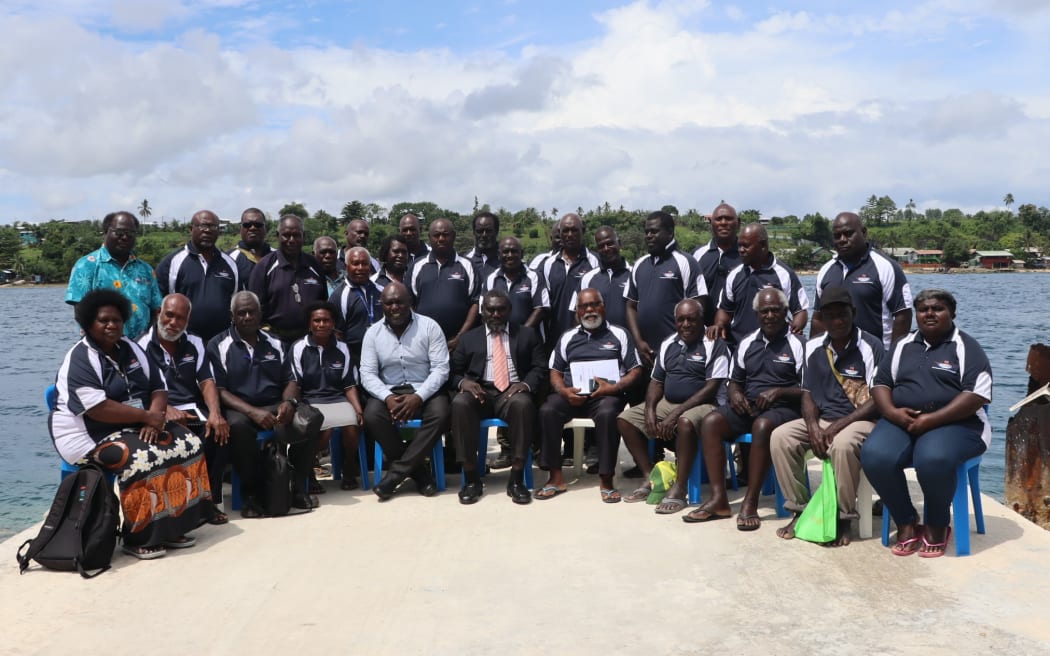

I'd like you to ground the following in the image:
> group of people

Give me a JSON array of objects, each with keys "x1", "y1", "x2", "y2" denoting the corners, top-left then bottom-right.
[{"x1": 49, "y1": 203, "x2": 993, "y2": 561}]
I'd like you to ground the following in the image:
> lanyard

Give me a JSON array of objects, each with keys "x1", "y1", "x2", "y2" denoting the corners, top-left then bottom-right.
[{"x1": 353, "y1": 285, "x2": 374, "y2": 323}]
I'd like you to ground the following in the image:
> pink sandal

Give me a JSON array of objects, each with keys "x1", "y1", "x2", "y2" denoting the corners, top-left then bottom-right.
[
  {"x1": 891, "y1": 525, "x2": 924, "y2": 556},
  {"x1": 918, "y1": 527, "x2": 952, "y2": 559}
]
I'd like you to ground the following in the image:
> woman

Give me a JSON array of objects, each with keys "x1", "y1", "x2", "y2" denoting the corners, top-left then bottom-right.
[
  {"x1": 861, "y1": 289, "x2": 992, "y2": 558},
  {"x1": 289, "y1": 301, "x2": 364, "y2": 491},
  {"x1": 372, "y1": 235, "x2": 409, "y2": 288},
  {"x1": 49, "y1": 289, "x2": 212, "y2": 560}
]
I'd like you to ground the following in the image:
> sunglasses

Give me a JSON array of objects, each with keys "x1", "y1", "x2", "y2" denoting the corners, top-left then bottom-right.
[{"x1": 242, "y1": 221, "x2": 265, "y2": 230}]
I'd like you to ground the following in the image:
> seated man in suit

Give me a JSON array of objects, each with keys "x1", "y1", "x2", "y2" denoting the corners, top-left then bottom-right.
[{"x1": 450, "y1": 289, "x2": 547, "y2": 505}]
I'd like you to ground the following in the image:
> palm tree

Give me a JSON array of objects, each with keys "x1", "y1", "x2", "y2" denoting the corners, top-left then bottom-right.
[
  {"x1": 1003, "y1": 193, "x2": 1014, "y2": 211},
  {"x1": 905, "y1": 198, "x2": 916, "y2": 221},
  {"x1": 138, "y1": 199, "x2": 152, "y2": 221}
]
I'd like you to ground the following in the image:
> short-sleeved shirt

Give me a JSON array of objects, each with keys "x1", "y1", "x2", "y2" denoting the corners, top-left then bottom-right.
[
  {"x1": 627, "y1": 241, "x2": 706, "y2": 347},
  {"x1": 720, "y1": 254, "x2": 809, "y2": 345},
  {"x1": 50, "y1": 336, "x2": 164, "y2": 463},
  {"x1": 874, "y1": 328, "x2": 993, "y2": 444},
  {"x1": 228, "y1": 241, "x2": 273, "y2": 284},
  {"x1": 549, "y1": 322, "x2": 641, "y2": 389},
  {"x1": 480, "y1": 267, "x2": 549, "y2": 328},
  {"x1": 137, "y1": 327, "x2": 212, "y2": 407},
  {"x1": 406, "y1": 251, "x2": 480, "y2": 338},
  {"x1": 370, "y1": 268, "x2": 402, "y2": 290},
  {"x1": 65, "y1": 247, "x2": 162, "y2": 339},
  {"x1": 330, "y1": 279, "x2": 384, "y2": 356},
  {"x1": 539, "y1": 248, "x2": 600, "y2": 346},
  {"x1": 207, "y1": 327, "x2": 291, "y2": 407},
  {"x1": 693, "y1": 240, "x2": 741, "y2": 327},
  {"x1": 289, "y1": 335, "x2": 357, "y2": 404},
  {"x1": 731, "y1": 327, "x2": 805, "y2": 404},
  {"x1": 652, "y1": 334, "x2": 730, "y2": 404},
  {"x1": 156, "y1": 243, "x2": 241, "y2": 341},
  {"x1": 801, "y1": 328, "x2": 884, "y2": 420},
  {"x1": 572, "y1": 259, "x2": 631, "y2": 330},
  {"x1": 247, "y1": 250, "x2": 328, "y2": 335},
  {"x1": 814, "y1": 247, "x2": 913, "y2": 349},
  {"x1": 464, "y1": 247, "x2": 500, "y2": 278}
]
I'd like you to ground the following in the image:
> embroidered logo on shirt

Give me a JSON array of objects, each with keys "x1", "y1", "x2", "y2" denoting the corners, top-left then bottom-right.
[
  {"x1": 933, "y1": 360, "x2": 958, "y2": 374},
  {"x1": 448, "y1": 272, "x2": 465, "y2": 281},
  {"x1": 842, "y1": 365, "x2": 861, "y2": 378},
  {"x1": 181, "y1": 353, "x2": 196, "y2": 364},
  {"x1": 660, "y1": 271, "x2": 679, "y2": 280},
  {"x1": 599, "y1": 342, "x2": 619, "y2": 351},
  {"x1": 303, "y1": 277, "x2": 320, "y2": 285},
  {"x1": 263, "y1": 353, "x2": 278, "y2": 362},
  {"x1": 853, "y1": 274, "x2": 874, "y2": 284},
  {"x1": 127, "y1": 358, "x2": 142, "y2": 373},
  {"x1": 215, "y1": 270, "x2": 232, "y2": 279},
  {"x1": 774, "y1": 353, "x2": 794, "y2": 364},
  {"x1": 688, "y1": 352, "x2": 706, "y2": 363}
]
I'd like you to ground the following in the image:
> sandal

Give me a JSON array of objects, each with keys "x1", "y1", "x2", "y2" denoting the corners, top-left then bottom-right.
[
  {"x1": 654, "y1": 497, "x2": 686, "y2": 515},
  {"x1": 534, "y1": 485, "x2": 568, "y2": 500},
  {"x1": 623, "y1": 485, "x2": 652, "y2": 503},
  {"x1": 162, "y1": 535, "x2": 196, "y2": 549},
  {"x1": 891, "y1": 525, "x2": 924, "y2": 556},
  {"x1": 917, "y1": 527, "x2": 952, "y2": 559},
  {"x1": 207, "y1": 511, "x2": 229, "y2": 526},
  {"x1": 600, "y1": 488, "x2": 621, "y2": 504},
  {"x1": 122, "y1": 544, "x2": 166, "y2": 560}
]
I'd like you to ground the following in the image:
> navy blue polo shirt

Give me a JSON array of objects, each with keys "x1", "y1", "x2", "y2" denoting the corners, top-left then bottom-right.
[
  {"x1": 370, "y1": 268, "x2": 402, "y2": 290},
  {"x1": 652, "y1": 334, "x2": 730, "y2": 404},
  {"x1": 137, "y1": 328, "x2": 213, "y2": 407},
  {"x1": 247, "y1": 250, "x2": 327, "y2": 335},
  {"x1": 574, "y1": 259, "x2": 631, "y2": 330},
  {"x1": 207, "y1": 328, "x2": 291, "y2": 407},
  {"x1": 539, "y1": 248, "x2": 599, "y2": 345},
  {"x1": 627, "y1": 241, "x2": 705, "y2": 346},
  {"x1": 549, "y1": 322, "x2": 641, "y2": 388},
  {"x1": 330, "y1": 279, "x2": 383, "y2": 355},
  {"x1": 720, "y1": 254, "x2": 809, "y2": 345},
  {"x1": 156, "y1": 243, "x2": 241, "y2": 341},
  {"x1": 731, "y1": 327, "x2": 805, "y2": 403},
  {"x1": 693, "y1": 240, "x2": 741, "y2": 327},
  {"x1": 406, "y1": 251, "x2": 480, "y2": 338},
  {"x1": 481, "y1": 267, "x2": 549, "y2": 327},
  {"x1": 228, "y1": 241, "x2": 273, "y2": 284},
  {"x1": 801, "y1": 327, "x2": 884, "y2": 420},
  {"x1": 289, "y1": 335, "x2": 357, "y2": 404},
  {"x1": 874, "y1": 327, "x2": 993, "y2": 443},
  {"x1": 814, "y1": 247, "x2": 913, "y2": 349},
  {"x1": 465, "y1": 247, "x2": 500, "y2": 278}
]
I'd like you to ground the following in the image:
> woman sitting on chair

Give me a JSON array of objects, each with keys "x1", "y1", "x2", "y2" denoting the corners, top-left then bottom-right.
[
  {"x1": 49, "y1": 289, "x2": 213, "y2": 560},
  {"x1": 289, "y1": 301, "x2": 364, "y2": 491},
  {"x1": 861, "y1": 289, "x2": 992, "y2": 558}
]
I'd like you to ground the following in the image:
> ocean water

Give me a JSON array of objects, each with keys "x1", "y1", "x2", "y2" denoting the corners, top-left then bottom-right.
[{"x1": 0, "y1": 275, "x2": 1045, "y2": 540}]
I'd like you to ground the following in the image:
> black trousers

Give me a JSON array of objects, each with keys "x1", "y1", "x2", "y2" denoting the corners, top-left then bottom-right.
[
  {"x1": 450, "y1": 383, "x2": 535, "y2": 467},
  {"x1": 364, "y1": 394, "x2": 450, "y2": 478},
  {"x1": 225, "y1": 405, "x2": 313, "y2": 499},
  {"x1": 539, "y1": 393, "x2": 624, "y2": 476}
]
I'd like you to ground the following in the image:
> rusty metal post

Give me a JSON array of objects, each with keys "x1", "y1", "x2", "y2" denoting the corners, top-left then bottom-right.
[{"x1": 1006, "y1": 345, "x2": 1050, "y2": 530}]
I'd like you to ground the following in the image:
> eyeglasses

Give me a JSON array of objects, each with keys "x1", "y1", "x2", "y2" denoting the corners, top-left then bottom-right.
[
  {"x1": 107, "y1": 229, "x2": 137, "y2": 238},
  {"x1": 194, "y1": 223, "x2": 220, "y2": 232},
  {"x1": 241, "y1": 221, "x2": 265, "y2": 230}
]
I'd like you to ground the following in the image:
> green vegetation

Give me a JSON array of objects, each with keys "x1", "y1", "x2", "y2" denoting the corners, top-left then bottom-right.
[{"x1": 6, "y1": 195, "x2": 1048, "y2": 282}]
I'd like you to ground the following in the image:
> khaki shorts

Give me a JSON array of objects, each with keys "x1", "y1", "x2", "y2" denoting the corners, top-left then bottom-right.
[{"x1": 618, "y1": 399, "x2": 717, "y2": 437}]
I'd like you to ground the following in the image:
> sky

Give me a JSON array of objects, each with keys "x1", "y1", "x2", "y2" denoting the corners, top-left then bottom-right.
[{"x1": 2, "y1": 0, "x2": 1049, "y2": 224}]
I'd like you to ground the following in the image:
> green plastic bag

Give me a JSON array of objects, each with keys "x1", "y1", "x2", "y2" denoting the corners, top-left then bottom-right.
[
  {"x1": 646, "y1": 461, "x2": 677, "y2": 505},
  {"x1": 793, "y1": 459, "x2": 838, "y2": 543}
]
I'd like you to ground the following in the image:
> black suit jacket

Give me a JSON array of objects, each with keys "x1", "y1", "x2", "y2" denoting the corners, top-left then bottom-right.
[{"x1": 450, "y1": 324, "x2": 547, "y2": 394}]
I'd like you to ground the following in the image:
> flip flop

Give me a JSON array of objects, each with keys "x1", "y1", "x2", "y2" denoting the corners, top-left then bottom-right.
[
  {"x1": 682, "y1": 508, "x2": 731, "y2": 523},
  {"x1": 890, "y1": 525, "x2": 924, "y2": 556},
  {"x1": 122, "y1": 544, "x2": 166, "y2": 560},
  {"x1": 206, "y1": 511, "x2": 229, "y2": 526},
  {"x1": 533, "y1": 485, "x2": 568, "y2": 500},
  {"x1": 624, "y1": 485, "x2": 652, "y2": 503},
  {"x1": 162, "y1": 535, "x2": 196, "y2": 549},
  {"x1": 736, "y1": 512, "x2": 762, "y2": 532},
  {"x1": 917, "y1": 527, "x2": 952, "y2": 559},
  {"x1": 654, "y1": 497, "x2": 687, "y2": 515},
  {"x1": 600, "y1": 488, "x2": 621, "y2": 504}
]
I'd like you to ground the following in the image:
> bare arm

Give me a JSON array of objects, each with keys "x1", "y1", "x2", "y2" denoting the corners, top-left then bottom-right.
[
  {"x1": 625, "y1": 300, "x2": 653, "y2": 367},
  {"x1": 890, "y1": 309, "x2": 913, "y2": 343}
]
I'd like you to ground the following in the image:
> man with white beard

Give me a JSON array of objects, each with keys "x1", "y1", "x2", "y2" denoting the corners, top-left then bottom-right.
[{"x1": 138, "y1": 293, "x2": 231, "y2": 522}]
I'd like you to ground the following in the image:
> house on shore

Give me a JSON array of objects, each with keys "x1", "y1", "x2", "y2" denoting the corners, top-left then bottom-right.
[{"x1": 973, "y1": 250, "x2": 1015, "y2": 270}]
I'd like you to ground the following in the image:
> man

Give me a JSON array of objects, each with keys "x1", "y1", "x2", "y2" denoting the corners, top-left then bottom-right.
[
  {"x1": 708, "y1": 223, "x2": 809, "y2": 346},
  {"x1": 772, "y1": 285, "x2": 884, "y2": 546},
  {"x1": 359, "y1": 283, "x2": 451, "y2": 500},
  {"x1": 248, "y1": 215, "x2": 327, "y2": 343},
  {"x1": 331, "y1": 246, "x2": 384, "y2": 361},
  {"x1": 812, "y1": 211, "x2": 913, "y2": 349},
  {"x1": 207, "y1": 291, "x2": 316, "y2": 516},
  {"x1": 693, "y1": 203, "x2": 742, "y2": 328},
  {"x1": 465, "y1": 211, "x2": 501, "y2": 275},
  {"x1": 138, "y1": 293, "x2": 230, "y2": 517},
  {"x1": 617, "y1": 299, "x2": 730, "y2": 513},
  {"x1": 537, "y1": 213, "x2": 598, "y2": 349},
  {"x1": 535, "y1": 289, "x2": 643, "y2": 502},
  {"x1": 626, "y1": 210, "x2": 706, "y2": 369},
  {"x1": 313, "y1": 236, "x2": 345, "y2": 296},
  {"x1": 66, "y1": 210, "x2": 161, "y2": 339},
  {"x1": 372, "y1": 235, "x2": 410, "y2": 289},
  {"x1": 228, "y1": 208, "x2": 272, "y2": 282},
  {"x1": 480, "y1": 236, "x2": 548, "y2": 330},
  {"x1": 574, "y1": 226, "x2": 631, "y2": 330},
  {"x1": 155, "y1": 210, "x2": 241, "y2": 341},
  {"x1": 450, "y1": 289, "x2": 547, "y2": 505},
  {"x1": 405, "y1": 218, "x2": 479, "y2": 352},
  {"x1": 686, "y1": 289, "x2": 805, "y2": 529},
  {"x1": 340, "y1": 219, "x2": 380, "y2": 273},
  {"x1": 398, "y1": 212, "x2": 430, "y2": 261}
]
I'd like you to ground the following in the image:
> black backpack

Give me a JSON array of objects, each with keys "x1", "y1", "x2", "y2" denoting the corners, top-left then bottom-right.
[
  {"x1": 16, "y1": 464, "x2": 120, "y2": 579},
  {"x1": 260, "y1": 440, "x2": 295, "y2": 517}
]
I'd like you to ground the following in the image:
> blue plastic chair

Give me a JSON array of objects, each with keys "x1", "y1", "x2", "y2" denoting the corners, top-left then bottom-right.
[
  {"x1": 672, "y1": 433, "x2": 786, "y2": 516},
  {"x1": 474, "y1": 418, "x2": 534, "y2": 490},
  {"x1": 881, "y1": 455, "x2": 985, "y2": 556},
  {"x1": 328, "y1": 427, "x2": 372, "y2": 490},
  {"x1": 372, "y1": 419, "x2": 447, "y2": 491}
]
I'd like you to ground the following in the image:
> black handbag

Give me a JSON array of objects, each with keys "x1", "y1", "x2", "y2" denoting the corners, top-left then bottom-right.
[
  {"x1": 285, "y1": 399, "x2": 323, "y2": 445},
  {"x1": 259, "y1": 440, "x2": 294, "y2": 517}
]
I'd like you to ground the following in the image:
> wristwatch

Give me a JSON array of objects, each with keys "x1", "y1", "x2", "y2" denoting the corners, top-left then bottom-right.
[{"x1": 283, "y1": 398, "x2": 300, "y2": 408}]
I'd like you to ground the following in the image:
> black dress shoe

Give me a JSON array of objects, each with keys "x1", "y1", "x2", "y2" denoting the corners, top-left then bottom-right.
[
  {"x1": 412, "y1": 469, "x2": 439, "y2": 497},
  {"x1": 292, "y1": 493, "x2": 318, "y2": 510},
  {"x1": 458, "y1": 481, "x2": 483, "y2": 504},
  {"x1": 374, "y1": 473, "x2": 403, "y2": 501},
  {"x1": 506, "y1": 480, "x2": 532, "y2": 505}
]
